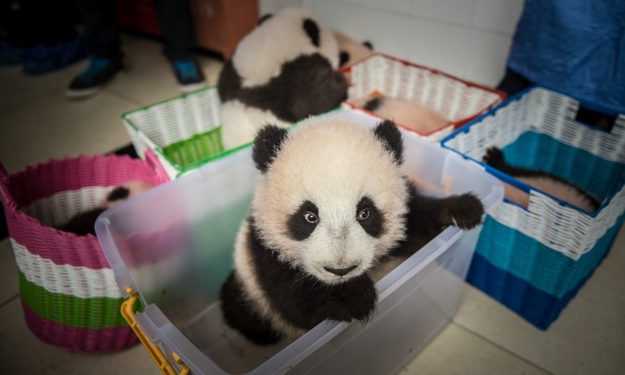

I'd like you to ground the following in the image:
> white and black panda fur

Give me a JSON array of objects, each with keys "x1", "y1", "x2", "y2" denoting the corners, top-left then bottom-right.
[
  {"x1": 219, "y1": 117, "x2": 485, "y2": 345},
  {"x1": 483, "y1": 147, "x2": 601, "y2": 211},
  {"x1": 59, "y1": 181, "x2": 154, "y2": 236},
  {"x1": 217, "y1": 8, "x2": 348, "y2": 150},
  {"x1": 334, "y1": 30, "x2": 373, "y2": 68},
  {"x1": 350, "y1": 95, "x2": 449, "y2": 135}
]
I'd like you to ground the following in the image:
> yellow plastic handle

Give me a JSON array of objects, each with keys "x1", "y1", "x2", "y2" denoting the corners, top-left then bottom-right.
[{"x1": 121, "y1": 288, "x2": 190, "y2": 375}]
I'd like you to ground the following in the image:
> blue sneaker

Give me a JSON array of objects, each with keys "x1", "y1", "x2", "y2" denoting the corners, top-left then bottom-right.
[
  {"x1": 172, "y1": 59, "x2": 206, "y2": 92},
  {"x1": 66, "y1": 57, "x2": 122, "y2": 99},
  {"x1": 23, "y1": 36, "x2": 87, "y2": 75}
]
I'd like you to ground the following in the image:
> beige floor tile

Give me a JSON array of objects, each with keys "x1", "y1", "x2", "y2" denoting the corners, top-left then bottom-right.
[
  {"x1": 0, "y1": 239, "x2": 19, "y2": 305},
  {"x1": 403, "y1": 323, "x2": 550, "y2": 375},
  {"x1": 0, "y1": 62, "x2": 86, "y2": 114},
  {"x1": 454, "y1": 226, "x2": 625, "y2": 375},
  {"x1": 0, "y1": 297, "x2": 155, "y2": 374},
  {"x1": 0, "y1": 297, "x2": 77, "y2": 373},
  {"x1": 104, "y1": 35, "x2": 223, "y2": 106},
  {"x1": 0, "y1": 89, "x2": 135, "y2": 173},
  {"x1": 49, "y1": 340, "x2": 157, "y2": 375}
]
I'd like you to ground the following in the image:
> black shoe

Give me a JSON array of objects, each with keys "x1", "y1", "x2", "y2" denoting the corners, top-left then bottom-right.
[
  {"x1": 172, "y1": 59, "x2": 206, "y2": 92},
  {"x1": 66, "y1": 57, "x2": 122, "y2": 99}
]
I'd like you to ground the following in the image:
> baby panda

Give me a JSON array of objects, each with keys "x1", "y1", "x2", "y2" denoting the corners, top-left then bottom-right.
[
  {"x1": 483, "y1": 147, "x2": 601, "y2": 211},
  {"x1": 59, "y1": 181, "x2": 153, "y2": 236},
  {"x1": 350, "y1": 95, "x2": 449, "y2": 135},
  {"x1": 219, "y1": 116, "x2": 485, "y2": 345},
  {"x1": 217, "y1": 8, "x2": 348, "y2": 150}
]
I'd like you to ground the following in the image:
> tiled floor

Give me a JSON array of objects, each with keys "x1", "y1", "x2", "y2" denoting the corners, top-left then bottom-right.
[{"x1": 1, "y1": 34, "x2": 624, "y2": 375}]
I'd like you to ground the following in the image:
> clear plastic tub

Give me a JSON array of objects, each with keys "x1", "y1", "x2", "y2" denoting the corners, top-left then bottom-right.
[{"x1": 96, "y1": 109, "x2": 503, "y2": 375}]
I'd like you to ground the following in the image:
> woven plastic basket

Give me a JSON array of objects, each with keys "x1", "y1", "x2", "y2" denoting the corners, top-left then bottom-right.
[
  {"x1": 123, "y1": 86, "x2": 247, "y2": 180},
  {"x1": 441, "y1": 87, "x2": 625, "y2": 329},
  {"x1": 340, "y1": 53, "x2": 506, "y2": 141},
  {"x1": 0, "y1": 155, "x2": 166, "y2": 352}
]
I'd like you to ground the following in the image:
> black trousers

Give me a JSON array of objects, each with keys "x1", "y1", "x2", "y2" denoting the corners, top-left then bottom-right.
[
  {"x1": 0, "y1": 0, "x2": 81, "y2": 46},
  {"x1": 75, "y1": 0, "x2": 197, "y2": 61},
  {"x1": 497, "y1": 67, "x2": 533, "y2": 97}
]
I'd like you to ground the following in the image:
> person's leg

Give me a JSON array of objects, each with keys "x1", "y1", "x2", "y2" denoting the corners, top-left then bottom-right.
[
  {"x1": 66, "y1": 0, "x2": 123, "y2": 99},
  {"x1": 153, "y1": 0, "x2": 205, "y2": 92},
  {"x1": 153, "y1": 0, "x2": 195, "y2": 60},
  {"x1": 497, "y1": 67, "x2": 533, "y2": 97},
  {"x1": 21, "y1": 0, "x2": 87, "y2": 75},
  {"x1": 0, "y1": 0, "x2": 40, "y2": 65},
  {"x1": 75, "y1": 0, "x2": 122, "y2": 60}
]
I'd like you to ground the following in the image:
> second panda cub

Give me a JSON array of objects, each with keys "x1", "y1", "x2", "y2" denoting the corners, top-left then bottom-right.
[
  {"x1": 483, "y1": 146, "x2": 601, "y2": 211},
  {"x1": 220, "y1": 117, "x2": 484, "y2": 345}
]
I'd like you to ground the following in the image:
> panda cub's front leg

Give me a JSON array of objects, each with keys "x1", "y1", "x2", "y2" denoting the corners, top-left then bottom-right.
[
  {"x1": 311, "y1": 274, "x2": 378, "y2": 324},
  {"x1": 402, "y1": 184, "x2": 485, "y2": 254},
  {"x1": 436, "y1": 193, "x2": 485, "y2": 230},
  {"x1": 219, "y1": 272, "x2": 283, "y2": 345}
]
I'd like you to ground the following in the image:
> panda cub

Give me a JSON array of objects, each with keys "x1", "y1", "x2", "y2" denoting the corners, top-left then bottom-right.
[
  {"x1": 219, "y1": 117, "x2": 484, "y2": 345},
  {"x1": 351, "y1": 95, "x2": 449, "y2": 135},
  {"x1": 217, "y1": 8, "x2": 348, "y2": 150},
  {"x1": 60, "y1": 181, "x2": 154, "y2": 236},
  {"x1": 483, "y1": 146, "x2": 601, "y2": 211}
]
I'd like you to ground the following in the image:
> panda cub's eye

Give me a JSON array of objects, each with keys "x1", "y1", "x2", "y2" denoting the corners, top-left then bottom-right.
[
  {"x1": 357, "y1": 209, "x2": 370, "y2": 221},
  {"x1": 303, "y1": 211, "x2": 319, "y2": 224}
]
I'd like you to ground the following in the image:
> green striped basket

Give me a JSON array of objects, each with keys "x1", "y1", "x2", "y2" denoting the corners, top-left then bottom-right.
[{"x1": 122, "y1": 87, "x2": 249, "y2": 180}]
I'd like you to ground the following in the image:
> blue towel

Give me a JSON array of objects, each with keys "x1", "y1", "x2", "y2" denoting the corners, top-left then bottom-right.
[{"x1": 507, "y1": 0, "x2": 625, "y2": 113}]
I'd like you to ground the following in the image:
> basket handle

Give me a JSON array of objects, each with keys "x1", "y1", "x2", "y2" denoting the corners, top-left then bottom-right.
[
  {"x1": 0, "y1": 162, "x2": 8, "y2": 181},
  {"x1": 144, "y1": 150, "x2": 170, "y2": 183},
  {"x1": 0, "y1": 162, "x2": 11, "y2": 207},
  {"x1": 121, "y1": 289, "x2": 190, "y2": 375}
]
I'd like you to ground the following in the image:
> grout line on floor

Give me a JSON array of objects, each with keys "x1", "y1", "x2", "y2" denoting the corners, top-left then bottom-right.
[
  {"x1": 104, "y1": 88, "x2": 145, "y2": 108},
  {"x1": 0, "y1": 294, "x2": 19, "y2": 310},
  {"x1": 453, "y1": 322, "x2": 556, "y2": 375},
  {"x1": 0, "y1": 84, "x2": 65, "y2": 116}
]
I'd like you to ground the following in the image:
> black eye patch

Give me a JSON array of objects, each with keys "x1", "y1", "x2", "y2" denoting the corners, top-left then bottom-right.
[
  {"x1": 356, "y1": 196, "x2": 384, "y2": 238},
  {"x1": 287, "y1": 200, "x2": 319, "y2": 241}
]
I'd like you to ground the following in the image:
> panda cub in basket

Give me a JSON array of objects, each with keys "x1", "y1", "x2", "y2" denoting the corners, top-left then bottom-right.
[
  {"x1": 217, "y1": 8, "x2": 348, "y2": 150},
  {"x1": 59, "y1": 181, "x2": 154, "y2": 236},
  {"x1": 219, "y1": 117, "x2": 485, "y2": 345},
  {"x1": 482, "y1": 146, "x2": 601, "y2": 212}
]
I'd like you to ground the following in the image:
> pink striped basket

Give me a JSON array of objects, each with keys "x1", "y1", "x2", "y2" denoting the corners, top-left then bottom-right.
[{"x1": 0, "y1": 155, "x2": 166, "y2": 352}]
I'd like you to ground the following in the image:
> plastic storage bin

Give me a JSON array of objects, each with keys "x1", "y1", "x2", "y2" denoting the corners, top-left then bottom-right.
[
  {"x1": 96, "y1": 109, "x2": 503, "y2": 374},
  {"x1": 122, "y1": 86, "x2": 234, "y2": 180},
  {"x1": 0, "y1": 155, "x2": 165, "y2": 352},
  {"x1": 340, "y1": 53, "x2": 506, "y2": 142},
  {"x1": 441, "y1": 87, "x2": 625, "y2": 329}
]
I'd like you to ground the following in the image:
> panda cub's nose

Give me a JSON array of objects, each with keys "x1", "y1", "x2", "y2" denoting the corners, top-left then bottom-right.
[{"x1": 324, "y1": 265, "x2": 358, "y2": 276}]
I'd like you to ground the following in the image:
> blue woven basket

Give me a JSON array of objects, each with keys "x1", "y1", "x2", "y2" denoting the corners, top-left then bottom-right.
[{"x1": 440, "y1": 87, "x2": 625, "y2": 329}]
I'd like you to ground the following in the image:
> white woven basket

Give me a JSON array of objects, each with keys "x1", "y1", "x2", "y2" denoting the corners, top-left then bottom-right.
[
  {"x1": 443, "y1": 87, "x2": 625, "y2": 260},
  {"x1": 122, "y1": 87, "x2": 223, "y2": 180},
  {"x1": 342, "y1": 53, "x2": 505, "y2": 142}
]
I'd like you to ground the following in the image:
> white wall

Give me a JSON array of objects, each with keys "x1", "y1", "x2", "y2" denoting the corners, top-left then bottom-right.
[{"x1": 258, "y1": 0, "x2": 526, "y2": 88}]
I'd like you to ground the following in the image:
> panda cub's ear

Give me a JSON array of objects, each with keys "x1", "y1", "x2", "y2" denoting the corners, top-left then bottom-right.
[
  {"x1": 303, "y1": 19, "x2": 320, "y2": 47},
  {"x1": 253, "y1": 125, "x2": 289, "y2": 173},
  {"x1": 258, "y1": 13, "x2": 272, "y2": 25},
  {"x1": 373, "y1": 120, "x2": 404, "y2": 165},
  {"x1": 339, "y1": 51, "x2": 350, "y2": 67}
]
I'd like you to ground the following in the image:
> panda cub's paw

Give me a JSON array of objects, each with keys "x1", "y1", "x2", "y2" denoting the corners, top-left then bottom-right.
[
  {"x1": 438, "y1": 193, "x2": 484, "y2": 230},
  {"x1": 324, "y1": 275, "x2": 377, "y2": 323},
  {"x1": 483, "y1": 146, "x2": 506, "y2": 169}
]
